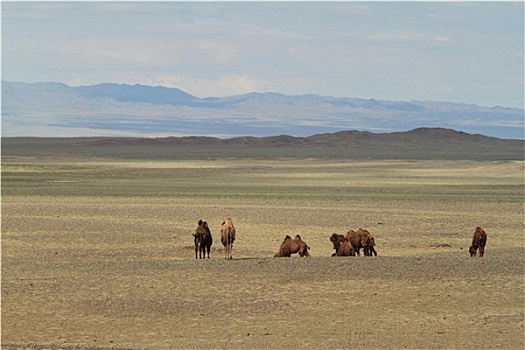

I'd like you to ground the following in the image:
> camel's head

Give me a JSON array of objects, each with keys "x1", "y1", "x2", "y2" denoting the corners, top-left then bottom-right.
[{"x1": 330, "y1": 233, "x2": 344, "y2": 250}]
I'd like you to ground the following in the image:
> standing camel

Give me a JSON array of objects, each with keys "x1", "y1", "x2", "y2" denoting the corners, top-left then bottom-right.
[
  {"x1": 193, "y1": 220, "x2": 212, "y2": 259},
  {"x1": 221, "y1": 217, "x2": 236, "y2": 260},
  {"x1": 469, "y1": 226, "x2": 487, "y2": 257}
]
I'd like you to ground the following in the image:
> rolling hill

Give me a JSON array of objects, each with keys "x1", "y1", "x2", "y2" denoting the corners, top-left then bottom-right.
[{"x1": 2, "y1": 128, "x2": 523, "y2": 160}]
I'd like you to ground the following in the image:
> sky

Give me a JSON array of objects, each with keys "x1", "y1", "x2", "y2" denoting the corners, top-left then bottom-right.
[{"x1": 2, "y1": 1, "x2": 524, "y2": 108}]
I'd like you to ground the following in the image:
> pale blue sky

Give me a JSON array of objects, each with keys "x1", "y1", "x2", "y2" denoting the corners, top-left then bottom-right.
[{"x1": 2, "y1": 1, "x2": 524, "y2": 108}]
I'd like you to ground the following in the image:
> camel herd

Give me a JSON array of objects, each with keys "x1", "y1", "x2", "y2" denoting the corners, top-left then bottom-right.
[
  {"x1": 329, "y1": 229, "x2": 377, "y2": 257},
  {"x1": 193, "y1": 218, "x2": 488, "y2": 259},
  {"x1": 193, "y1": 217, "x2": 236, "y2": 259}
]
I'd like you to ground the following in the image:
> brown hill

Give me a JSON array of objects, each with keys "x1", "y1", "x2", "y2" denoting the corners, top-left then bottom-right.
[{"x1": 2, "y1": 128, "x2": 523, "y2": 160}]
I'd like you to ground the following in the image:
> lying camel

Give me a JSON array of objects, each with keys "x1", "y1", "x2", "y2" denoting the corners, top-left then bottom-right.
[
  {"x1": 274, "y1": 234, "x2": 310, "y2": 257},
  {"x1": 329, "y1": 233, "x2": 355, "y2": 256}
]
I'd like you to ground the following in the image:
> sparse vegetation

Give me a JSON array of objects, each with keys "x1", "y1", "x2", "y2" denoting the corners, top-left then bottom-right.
[{"x1": 2, "y1": 147, "x2": 524, "y2": 349}]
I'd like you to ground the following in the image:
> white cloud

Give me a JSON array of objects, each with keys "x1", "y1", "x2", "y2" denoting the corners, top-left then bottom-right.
[{"x1": 366, "y1": 33, "x2": 451, "y2": 43}]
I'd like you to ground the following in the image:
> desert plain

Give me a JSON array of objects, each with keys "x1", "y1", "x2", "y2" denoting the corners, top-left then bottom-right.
[{"x1": 1, "y1": 152, "x2": 524, "y2": 349}]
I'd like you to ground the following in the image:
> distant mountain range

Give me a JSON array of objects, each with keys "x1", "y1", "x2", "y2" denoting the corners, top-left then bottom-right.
[{"x1": 2, "y1": 81, "x2": 523, "y2": 139}]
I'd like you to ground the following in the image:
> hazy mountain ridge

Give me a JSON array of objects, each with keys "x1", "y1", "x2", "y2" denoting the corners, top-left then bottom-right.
[
  {"x1": 75, "y1": 83, "x2": 199, "y2": 106},
  {"x1": 2, "y1": 81, "x2": 523, "y2": 139}
]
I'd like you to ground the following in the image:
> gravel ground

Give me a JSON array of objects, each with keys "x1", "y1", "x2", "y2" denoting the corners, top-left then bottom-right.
[{"x1": 3, "y1": 248, "x2": 524, "y2": 350}]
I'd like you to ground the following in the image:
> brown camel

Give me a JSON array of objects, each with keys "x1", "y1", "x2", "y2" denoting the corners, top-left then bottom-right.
[
  {"x1": 363, "y1": 235, "x2": 377, "y2": 256},
  {"x1": 221, "y1": 217, "x2": 236, "y2": 260},
  {"x1": 193, "y1": 220, "x2": 212, "y2": 259},
  {"x1": 346, "y1": 228, "x2": 377, "y2": 256},
  {"x1": 469, "y1": 226, "x2": 487, "y2": 257},
  {"x1": 329, "y1": 233, "x2": 355, "y2": 256},
  {"x1": 274, "y1": 234, "x2": 310, "y2": 257}
]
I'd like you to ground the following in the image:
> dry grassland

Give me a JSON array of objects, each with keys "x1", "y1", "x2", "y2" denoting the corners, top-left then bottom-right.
[{"x1": 2, "y1": 158, "x2": 524, "y2": 349}]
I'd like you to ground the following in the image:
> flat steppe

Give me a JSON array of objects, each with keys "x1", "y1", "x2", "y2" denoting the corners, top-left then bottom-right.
[{"x1": 2, "y1": 156, "x2": 524, "y2": 349}]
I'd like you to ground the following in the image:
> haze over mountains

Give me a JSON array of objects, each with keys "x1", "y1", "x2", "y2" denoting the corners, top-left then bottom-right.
[{"x1": 2, "y1": 81, "x2": 523, "y2": 139}]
